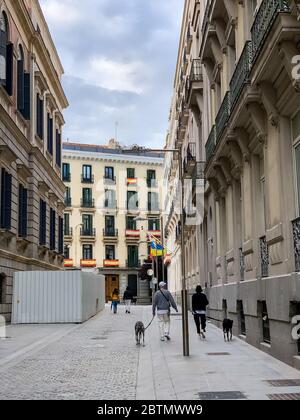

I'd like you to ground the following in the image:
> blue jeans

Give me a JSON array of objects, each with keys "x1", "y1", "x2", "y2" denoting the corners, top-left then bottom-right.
[{"x1": 112, "y1": 301, "x2": 118, "y2": 314}]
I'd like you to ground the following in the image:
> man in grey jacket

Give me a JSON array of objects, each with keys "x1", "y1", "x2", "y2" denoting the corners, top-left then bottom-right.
[{"x1": 152, "y1": 282, "x2": 178, "y2": 341}]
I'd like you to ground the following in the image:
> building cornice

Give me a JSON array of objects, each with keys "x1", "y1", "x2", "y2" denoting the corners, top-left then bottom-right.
[{"x1": 62, "y1": 151, "x2": 164, "y2": 166}]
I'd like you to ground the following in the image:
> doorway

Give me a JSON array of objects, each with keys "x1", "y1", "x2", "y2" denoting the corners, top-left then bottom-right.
[{"x1": 105, "y1": 275, "x2": 119, "y2": 302}]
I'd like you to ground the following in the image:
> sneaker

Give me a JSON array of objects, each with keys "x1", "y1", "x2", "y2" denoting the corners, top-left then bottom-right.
[
  {"x1": 165, "y1": 334, "x2": 171, "y2": 341},
  {"x1": 201, "y1": 332, "x2": 206, "y2": 339},
  {"x1": 160, "y1": 337, "x2": 165, "y2": 341}
]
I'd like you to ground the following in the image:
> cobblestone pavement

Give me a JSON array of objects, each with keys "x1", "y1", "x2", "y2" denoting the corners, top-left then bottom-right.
[
  {"x1": 1, "y1": 305, "x2": 300, "y2": 400},
  {"x1": 0, "y1": 305, "x2": 143, "y2": 400}
]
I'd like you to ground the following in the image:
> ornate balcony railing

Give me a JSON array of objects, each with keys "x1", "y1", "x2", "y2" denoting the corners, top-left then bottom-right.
[
  {"x1": 260, "y1": 236, "x2": 269, "y2": 278},
  {"x1": 205, "y1": 125, "x2": 216, "y2": 162},
  {"x1": 251, "y1": 0, "x2": 290, "y2": 64},
  {"x1": 80, "y1": 228, "x2": 96, "y2": 237},
  {"x1": 215, "y1": 91, "x2": 231, "y2": 142},
  {"x1": 81, "y1": 175, "x2": 94, "y2": 184},
  {"x1": 229, "y1": 41, "x2": 252, "y2": 110},
  {"x1": 64, "y1": 197, "x2": 72, "y2": 207},
  {"x1": 81, "y1": 199, "x2": 95, "y2": 208},
  {"x1": 190, "y1": 59, "x2": 202, "y2": 82},
  {"x1": 126, "y1": 259, "x2": 141, "y2": 268},
  {"x1": 292, "y1": 217, "x2": 300, "y2": 272},
  {"x1": 64, "y1": 227, "x2": 73, "y2": 236},
  {"x1": 103, "y1": 228, "x2": 118, "y2": 237}
]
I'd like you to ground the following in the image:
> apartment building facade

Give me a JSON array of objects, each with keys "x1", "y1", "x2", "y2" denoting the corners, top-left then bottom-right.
[
  {"x1": 62, "y1": 140, "x2": 164, "y2": 304},
  {"x1": 0, "y1": 0, "x2": 68, "y2": 322},
  {"x1": 164, "y1": 0, "x2": 300, "y2": 368}
]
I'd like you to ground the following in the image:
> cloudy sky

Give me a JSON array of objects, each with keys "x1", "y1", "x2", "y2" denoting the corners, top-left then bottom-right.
[{"x1": 40, "y1": 0, "x2": 184, "y2": 148}]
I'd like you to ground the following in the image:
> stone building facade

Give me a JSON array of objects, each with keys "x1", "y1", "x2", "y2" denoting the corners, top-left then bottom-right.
[
  {"x1": 0, "y1": 0, "x2": 68, "y2": 322},
  {"x1": 62, "y1": 140, "x2": 164, "y2": 304},
  {"x1": 164, "y1": 0, "x2": 300, "y2": 368}
]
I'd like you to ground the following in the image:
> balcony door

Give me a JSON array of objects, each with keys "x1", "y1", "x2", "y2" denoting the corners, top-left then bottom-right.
[
  {"x1": 106, "y1": 245, "x2": 115, "y2": 261},
  {"x1": 105, "y1": 167, "x2": 114, "y2": 180},
  {"x1": 83, "y1": 165, "x2": 92, "y2": 181},
  {"x1": 105, "y1": 216, "x2": 115, "y2": 235},
  {"x1": 128, "y1": 245, "x2": 139, "y2": 267},
  {"x1": 82, "y1": 214, "x2": 93, "y2": 234}
]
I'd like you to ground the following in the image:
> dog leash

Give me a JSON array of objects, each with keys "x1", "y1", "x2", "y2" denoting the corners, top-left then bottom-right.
[{"x1": 144, "y1": 316, "x2": 155, "y2": 331}]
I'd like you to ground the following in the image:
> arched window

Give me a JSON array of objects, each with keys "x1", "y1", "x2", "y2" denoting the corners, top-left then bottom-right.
[
  {"x1": 17, "y1": 45, "x2": 24, "y2": 111},
  {"x1": 0, "y1": 12, "x2": 8, "y2": 83},
  {"x1": 0, "y1": 12, "x2": 13, "y2": 95}
]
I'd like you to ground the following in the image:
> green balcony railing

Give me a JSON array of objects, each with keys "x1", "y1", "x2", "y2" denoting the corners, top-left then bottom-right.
[
  {"x1": 251, "y1": 0, "x2": 290, "y2": 64},
  {"x1": 215, "y1": 91, "x2": 231, "y2": 142},
  {"x1": 205, "y1": 125, "x2": 216, "y2": 162},
  {"x1": 229, "y1": 41, "x2": 252, "y2": 110}
]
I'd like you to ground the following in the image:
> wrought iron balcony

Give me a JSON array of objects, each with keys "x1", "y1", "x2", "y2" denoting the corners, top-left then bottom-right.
[
  {"x1": 189, "y1": 59, "x2": 203, "y2": 82},
  {"x1": 183, "y1": 142, "x2": 196, "y2": 177},
  {"x1": 103, "y1": 228, "x2": 118, "y2": 238},
  {"x1": 80, "y1": 228, "x2": 96, "y2": 237},
  {"x1": 64, "y1": 197, "x2": 72, "y2": 207},
  {"x1": 81, "y1": 175, "x2": 94, "y2": 184},
  {"x1": 185, "y1": 60, "x2": 203, "y2": 106},
  {"x1": 64, "y1": 227, "x2": 73, "y2": 237},
  {"x1": 205, "y1": 125, "x2": 216, "y2": 162},
  {"x1": 81, "y1": 199, "x2": 95, "y2": 208},
  {"x1": 251, "y1": 0, "x2": 290, "y2": 64},
  {"x1": 215, "y1": 91, "x2": 231, "y2": 142},
  {"x1": 260, "y1": 236, "x2": 269, "y2": 278},
  {"x1": 62, "y1": 173, "x2": 71, "y2": 182},
  {"x1": 292, "y1": 217, "x2": 300, "y2": 272},
  {"x1": 229, "y1": 41, "x2": 252, "y2": 110},
  {"x1": 104, "y1": 176, "x2": 116, "y2": 185}
]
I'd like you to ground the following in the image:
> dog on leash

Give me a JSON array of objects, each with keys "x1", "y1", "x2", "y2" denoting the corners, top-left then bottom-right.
[
  {"x1": 223, "y1": 318, "x2": 233, "y2": 341},
  {"x1": 135, "y1": 321, "x2": 145, "y2": 346}
]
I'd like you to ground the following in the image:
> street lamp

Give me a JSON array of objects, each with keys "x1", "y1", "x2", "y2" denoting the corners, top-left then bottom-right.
[{"x1": 133, "y1": 147, "x2": 189, "y2": 357}]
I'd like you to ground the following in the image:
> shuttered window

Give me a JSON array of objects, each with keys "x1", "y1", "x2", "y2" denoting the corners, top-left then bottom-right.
[
  {"x1": 56, "y1": 130, "x2": 61, "y2": 168},
  {"x1": 17, "y1": 47, "x2": 24, "y2": 111},
  {"x1": 39, "y1": 199, "x2": 47, "y2": 246},
  {"x1": 47, "y1": 114, "x2": 53, "y2": 155},
  {"x1": 58, "y1": 216, "x2": 64, "y2": 254},
  {"x1": 18, "y1": 184, "x2": 28, "y2": 238},
  {"x1": 36, "y1": 94, "x2": 44, "y2": 139},
  {"x1": 0, "y1": 168, "x2": 12, "y2": 230},
  {"x1": 50, "y1": 208, "x2": 56, "y2": 251},
  {"x1": 5, "y1": 42, "x2": 13, "y2": 96}
]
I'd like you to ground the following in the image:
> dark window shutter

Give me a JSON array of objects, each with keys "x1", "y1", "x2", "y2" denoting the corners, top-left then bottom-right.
[
  {"x1": 17, "y1": 60, "x2": 24, "y2": 111},
  {"x1": 39, "y1": 199, "x2": 47, "y2": 246},
  {"x1": 50, "y1": 208, "x2": 56, "y2": 250},
  {"x1": 47, "y1": 114, "x2": 53, "y2": 155},
  {"x1": 36, "y1": 95, "x2": 44, "y2": 139},
  {"x1": 58, "y1": 216, "x2": 64, "y2": 254},
  {"x1": 5, "y1": 42, "x2": 13, "y2": 95},
  {"x1": 22, "y1": 72, "x2": 30, "y2": 120},
  {"x1": 1, "y1": 170, "x2": 12, "y2": 230},
  {"x1": 36, "y1": 94, "x2": 40, "y2": 136},
  {"x1": 18, "y1": 184, "x2": 28, "y2": 237},
  {"x1": 0, "y1": 31, "x2": 7, "y2": 86},
  {"x1": 56, "y1": 130, "x2": 61, "y2": 168}
]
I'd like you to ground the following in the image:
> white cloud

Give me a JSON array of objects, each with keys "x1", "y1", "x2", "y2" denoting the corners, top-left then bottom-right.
[{"x1": 40, "y1": 0, "x2": 81, "y2": 26}]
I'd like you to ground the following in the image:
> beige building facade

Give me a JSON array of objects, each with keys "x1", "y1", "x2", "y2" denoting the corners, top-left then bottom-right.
[
  {"x1": 164, "y1": 0, "x2": 300, "y2": 368},
  {"x1": 0, "y1": 0, "x2": 68, "y2": 322},
  {"x1": 62, "y1": 140, "x2": 164, "y2": 304}
]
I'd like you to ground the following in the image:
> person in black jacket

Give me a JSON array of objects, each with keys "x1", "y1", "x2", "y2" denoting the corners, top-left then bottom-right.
[
  {"x1": 192, "y1": 285, "x2": 209, "y2": 338},
  {"x1": 123, "y1": 287, "x2": 134, "y2": 314}
]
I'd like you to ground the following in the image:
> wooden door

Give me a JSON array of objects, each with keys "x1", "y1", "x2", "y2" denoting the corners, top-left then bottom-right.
[{"x1": 105, "y1": 275, "x2": 119, "y2": 302}]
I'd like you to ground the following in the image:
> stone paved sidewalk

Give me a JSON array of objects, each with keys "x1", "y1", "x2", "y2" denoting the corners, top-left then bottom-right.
[{"x1": 0, "y1": 304, "x2": 300, "y2": 400}]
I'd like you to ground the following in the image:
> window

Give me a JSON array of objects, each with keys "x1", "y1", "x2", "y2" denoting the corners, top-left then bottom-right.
[
  {"x1": 36, "y1": 94, "x2": 44, "y2": 139},
  {"x1": 105, "y1": 216, "x2": 115, "y2": 235},
  {"x1": 261, "y1": 301, "x2": 270, "y2": 344},
  {"x1": 148, "y1": 219, "x2": 160, "y2": 231},
  {"x1": 17, "y1": 46, "x2": 24, "y2": 112},
  {"x1": 64, "y1": 213, "x2": 70, "y2": 236},
  {"x1": 58, "y1": 216, "x2": 64, "y2": 254},
  {"x1": 126, "y1": 216, "x2": 136, "y2": 230},
  {"x1": 147, "y1": 170, "x2": 156, "y2": 187},
  {"x1": 237, "y1": 300, "x2": 246, "y2": 336},
  {"x1": 82, "y1": 165, "x2": 92, "y2": 182},
  {"x1": 105, "y1": 167, "x2": 114, "y2": 180},
  {"x1": 127, "y1": 168, "x2": 135, "y2": 179},
  {"x1": 62, "y1": 163, "x2": 70, "y2": 182},
  {"x1": 105, "y1": 190, "x2": 116, "y2": 208},
  {"x1": 39, "y1": 199, "x2": 47, "y2": 245},
  {"x1": 64, "y1": 245, "x2": 70, "y2": 259},
  {"x1": 0, "y1": 168, "x2": 12, "y2": 230},
  {"x1": 128, "y1": 245, "x2": 139, "y2": 267},
  {"x1": 47, "y1": 114, "x2": 53, "y2": 155},
  {"x1": 0, "y1": 12, "x2": 13, "y2": 96},
  {"x1": 127, "y1": 191, "x2": 138, "y2": 210},
  {"x1": 106, "y1": 245, "x2": 115, "y2": 260},
  {"x1": 65, "y1": 187, "x2": 71, "y2": 207},
  {"x1": 50, "y1": 208, "x2": 56, "y2": 250},
  {"x1": 56, "y1": 129, "x2": 61, "y2": 168},
  {"x1": 293, "y1": 111, "x2": 300, "y2": 215},
  {"x1": 18, "y1": 183, "x2": 28, "y2": 238},
  {"x1": 128, "y1": 274, "x2": 138, "y2": 297},
  {"x1": 82, "y1": 214, "x2": 93, "y2": 234},
  {"x1": 82, "y1": 188, "x2": 93, "y2": 207},
  {"x1": 148, "y1": 192, "x2": 159, "y2": 211},
  {"x1": 0, "y1": 272, "x2": 6, "y2": 304},
  {"x1": 83, "y1": 244, "x2": 93, "y2": 260}
]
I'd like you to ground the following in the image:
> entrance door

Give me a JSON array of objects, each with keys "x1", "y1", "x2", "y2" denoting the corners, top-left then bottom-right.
[
  {"x1": 105, "y1": 275, "x2": 119, "y2": 302},
  {"x1": 128, "y1": 274, "x2": 138, "y2": 299}
]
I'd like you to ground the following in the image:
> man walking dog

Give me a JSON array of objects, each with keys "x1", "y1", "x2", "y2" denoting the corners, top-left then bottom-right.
[{"x1": 152, "y1": 282, "x2": 178, "y2": 341}]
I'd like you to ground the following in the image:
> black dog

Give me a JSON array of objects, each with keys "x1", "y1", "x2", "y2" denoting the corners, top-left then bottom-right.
[
  {"x1": 135, "y1": 321, "x2": 145, "y2": 346},
  {"x1": 223, "y1": 319, "x2": 233, "y2": 341}
]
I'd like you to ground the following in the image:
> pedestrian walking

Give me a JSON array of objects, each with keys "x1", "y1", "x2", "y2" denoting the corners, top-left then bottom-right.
[
  {"x1": 123, "y1": 286, "x2": 134, "y2": 314},
  {"x1": 152, "y1": 282, "x2": 178, "y2": 341},
  {"x1": 192, "y1": 285, "x2": 209, "y2": 339},
  {"x1": 111, "y1": 288, "x2": 120, "y2": 314}
]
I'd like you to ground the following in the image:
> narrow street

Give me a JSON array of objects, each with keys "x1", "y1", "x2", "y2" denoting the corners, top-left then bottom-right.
[{"x1": 1, "y1": 306, "x2": 300, "y2": 400}]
